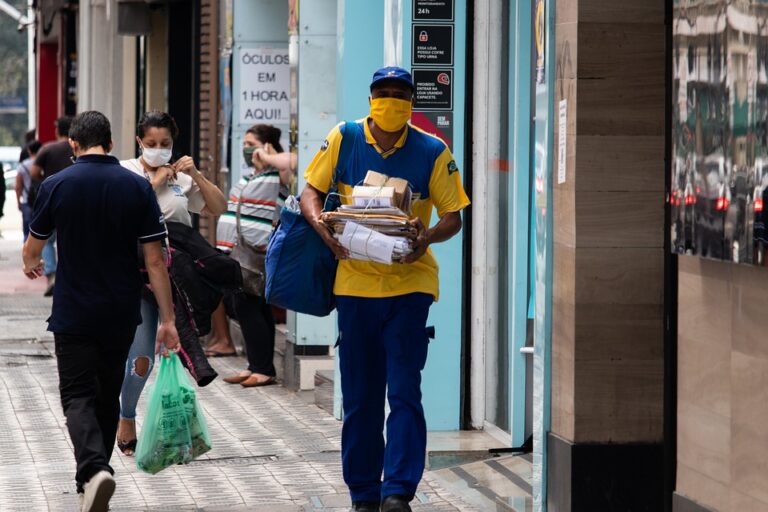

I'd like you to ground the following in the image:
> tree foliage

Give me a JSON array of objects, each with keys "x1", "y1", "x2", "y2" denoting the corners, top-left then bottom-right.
[{"x1": 0, "y1": 0, "x2": 29, "y2": 146}]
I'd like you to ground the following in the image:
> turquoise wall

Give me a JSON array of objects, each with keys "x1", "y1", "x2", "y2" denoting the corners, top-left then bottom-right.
[
  {"x1": 291, "y1": 0, "x2": 340, "y2": 348},
  {"x1": 508, "y1": 0, "x2": 535, "y2": 449},
  {"x1": 232, "y1": 0, "x2": 290, "y2": 183},
  {"x1": 333, "y1": 0, "x2": 465, "y2": 430},
  {"x1": 336, "y1": 0, "x2": 384, "y2": 122},
  {"x1": 329, "y1": 0, "x2": 385, "y2": 418},
  {"x1": 399, "y1": 0, "x2": 466, "y2": 431}
]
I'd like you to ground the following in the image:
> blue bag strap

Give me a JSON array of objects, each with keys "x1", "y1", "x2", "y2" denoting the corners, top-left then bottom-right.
[
  {"x1": 332, "y1": 121, "x2": 358, "y2": 190},
  {"x1": 323, "y1": 121, "x2": 357, "y2": 211}
]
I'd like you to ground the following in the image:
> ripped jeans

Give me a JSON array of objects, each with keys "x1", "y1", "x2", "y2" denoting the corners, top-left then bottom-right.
[{"x1": 119, "y1": 298, "x2": 159, "y2": 420}]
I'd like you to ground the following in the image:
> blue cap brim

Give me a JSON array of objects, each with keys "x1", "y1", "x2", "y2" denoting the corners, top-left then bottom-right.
[{"x1": 370, "y1": 76, "x2": 414, "y2": 91}]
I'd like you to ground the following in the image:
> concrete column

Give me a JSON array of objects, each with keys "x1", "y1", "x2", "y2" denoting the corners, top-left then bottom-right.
[
  {"x1": 548, "y1": 1, "x2": 667, "y2": 510},
  {"x1": 145, "y1": 7, "x2": 168, "y2": 112},
  {"x1": 77, "y1": 0, "x2": 136, "y2": 158}
]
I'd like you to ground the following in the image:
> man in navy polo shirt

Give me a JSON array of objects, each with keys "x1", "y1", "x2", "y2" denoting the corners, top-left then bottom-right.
[{"x1": 21, "y1": 111, "x2": 180, "y2": 512}]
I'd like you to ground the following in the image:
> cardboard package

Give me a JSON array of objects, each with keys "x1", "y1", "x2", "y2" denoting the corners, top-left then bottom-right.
[
  {"x1": 352, "y1": 186, "x2": 397, "y2": 208},
  {"x1": 364, "y1": 171, "x2": 412, "y2": 213}
]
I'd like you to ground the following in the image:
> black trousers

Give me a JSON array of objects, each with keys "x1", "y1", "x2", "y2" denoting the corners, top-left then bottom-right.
[
  {"x1": 224, "y1": 292, "x2": 276, "y2": 376},
  {"x1": 54, "y1": 332, "x2": 134, "y2": 490}
]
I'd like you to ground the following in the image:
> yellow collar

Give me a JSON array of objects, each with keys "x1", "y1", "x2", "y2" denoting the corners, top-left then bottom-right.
[{"x1": 363, "y1": 117, "x2": 409, "y2": 156}]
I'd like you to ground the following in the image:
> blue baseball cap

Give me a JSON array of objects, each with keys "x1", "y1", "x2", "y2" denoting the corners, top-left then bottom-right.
[{"x1": 370, "y1": 66, "x2": 414, "y2": 92}]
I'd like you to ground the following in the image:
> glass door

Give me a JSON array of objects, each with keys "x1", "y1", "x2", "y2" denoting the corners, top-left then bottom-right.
[
  {"x1": 483, "y1": 0, "x2": 512, "y2": 435},
  {"x1": 481, "y1": 0, "x2": 536, "y2": 448}
]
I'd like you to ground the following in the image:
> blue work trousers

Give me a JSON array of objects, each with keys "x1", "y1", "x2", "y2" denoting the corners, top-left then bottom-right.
[{"x1": 337, "y1": 293, "x2": 433, "y2": 503}]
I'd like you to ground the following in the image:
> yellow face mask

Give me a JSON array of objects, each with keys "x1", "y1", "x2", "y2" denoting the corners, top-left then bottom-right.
[{"x1": 370, "y1": 97, "x2": 412, "y2": 132}]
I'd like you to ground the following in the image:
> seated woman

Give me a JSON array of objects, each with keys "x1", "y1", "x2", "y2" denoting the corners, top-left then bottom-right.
[{"x1": 213, "y1": 124, "x2": 293, "y2": 387}]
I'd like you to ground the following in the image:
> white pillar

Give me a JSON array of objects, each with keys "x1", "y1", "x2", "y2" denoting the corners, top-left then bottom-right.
[
  {"x1": 27, "y1": 0, "x2": 35, "y2": 129},
  {"x1": 383, "y1": 0, "x2": 402, "y2": 67},
  {"x1": 77, "y1": 0, "x2": 91, "y2": 112},
  {"x1": 77, "y1": 0, "x2": 135, "y2": 158},
  {"x1": 470, "y1": 0, "x2": 491, "y2": 430}
]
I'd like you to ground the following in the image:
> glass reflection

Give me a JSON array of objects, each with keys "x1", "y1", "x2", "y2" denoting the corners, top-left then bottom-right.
[{"x1": 672, "y1": 0, "x2": 768, "y2": 265}]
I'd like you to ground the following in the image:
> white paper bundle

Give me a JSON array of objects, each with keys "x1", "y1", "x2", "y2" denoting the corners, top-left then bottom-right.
[{"x1": 338, "y1": 221, "x2": 397, "y2": 264}]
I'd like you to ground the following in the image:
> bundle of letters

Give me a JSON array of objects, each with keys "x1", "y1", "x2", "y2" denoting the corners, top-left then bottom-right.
[{"x1": 321, "y1": 171, "x2": 417, "y2": 264}]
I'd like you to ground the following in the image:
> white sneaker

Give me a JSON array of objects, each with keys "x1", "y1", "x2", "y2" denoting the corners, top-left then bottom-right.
[{"x1": 81, "y1": 470, "x2": 115, "y2": 512}]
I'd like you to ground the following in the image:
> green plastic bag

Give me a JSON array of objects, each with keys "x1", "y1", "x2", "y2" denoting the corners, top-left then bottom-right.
[{"x1": 135, "y1": 352, "x2": 212, "y2": 474}]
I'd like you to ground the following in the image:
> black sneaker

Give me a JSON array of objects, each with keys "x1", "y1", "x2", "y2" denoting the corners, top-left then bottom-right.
[
  {"x1": 381, "y1": 495, "x2": 412, "y2": 512},
  {"x1": 351, "y1": 501, "x2": 380, "y2": 512}
]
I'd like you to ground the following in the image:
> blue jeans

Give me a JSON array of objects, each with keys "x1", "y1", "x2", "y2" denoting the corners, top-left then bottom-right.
[
  {"x1": 336, "y1": 293, "x2": 433, "y2": 503},
  {"x1": 42, "y1": 231, "x2": 57, "y2": 276},
  {"x1": 119, "y1": 299, "x2": 158, "y2": 420},
  {"x1": 21, "y1": 204, "x2": 32, "y2": 240}
]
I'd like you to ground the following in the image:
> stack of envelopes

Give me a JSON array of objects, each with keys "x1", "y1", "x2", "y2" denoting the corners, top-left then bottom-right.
[{"x1": 320, "y1": 205, "x2": 417, "y2": 263}]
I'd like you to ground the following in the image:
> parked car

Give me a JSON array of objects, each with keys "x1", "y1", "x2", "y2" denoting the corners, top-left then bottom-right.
[
  {"x1": 695, "y1": 155, "x2": 728, "y2": 260},
  {"x1": 1, "y1": 146, "x2": 21, "y2": 190}
]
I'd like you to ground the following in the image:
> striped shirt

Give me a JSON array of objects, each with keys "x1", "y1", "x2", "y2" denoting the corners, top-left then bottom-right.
[{"x1": 216, "y1": 168, "x2": 288, "y2": 252}]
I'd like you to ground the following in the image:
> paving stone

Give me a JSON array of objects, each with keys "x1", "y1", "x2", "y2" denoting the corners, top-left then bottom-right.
[{"x1": 0, "y1": 283, "x2": 478, "y2": 511}]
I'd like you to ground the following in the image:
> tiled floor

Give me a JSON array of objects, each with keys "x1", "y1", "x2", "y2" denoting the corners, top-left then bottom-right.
[
  {"x1": 0, "y1": 336, "x2": 483, "y2": 511},
  {"x1": 430, "y1": 455, "x2": 533, "y2": 512},
  {"x1": 0, "y1": 230, "x2": 535, "y2": 511},
  {"x1": 0, "y1": 235, "x2": 481, "y2": 511}
]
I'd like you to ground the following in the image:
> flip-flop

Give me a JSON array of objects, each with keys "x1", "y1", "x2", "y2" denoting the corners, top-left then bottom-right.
[
  {"x1": 117, "y1": 439, "x2": 137, "y2": 456},
  {"x1": 241, "y1": 375, "x2": 277, "y2": 388},
  {"x1": 205, "y1": 349, "x2": 237, "y2": 357}
]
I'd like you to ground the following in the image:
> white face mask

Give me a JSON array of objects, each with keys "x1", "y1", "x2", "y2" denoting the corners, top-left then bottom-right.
[{"x1": 141, "y1": 145, "x2": 172, "y2": 168}]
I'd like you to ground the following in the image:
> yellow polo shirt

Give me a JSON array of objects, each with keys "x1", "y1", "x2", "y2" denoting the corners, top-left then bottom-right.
[{"x1": 304, "y1": 119, "x2": 469, "y2": 300}]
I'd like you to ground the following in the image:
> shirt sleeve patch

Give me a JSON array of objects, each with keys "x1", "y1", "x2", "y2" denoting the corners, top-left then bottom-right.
[
  {"x1": 320, "y1": 140, "x2": 329, "y2": 151},
  {"x1": 447, "y1": 159, "x2": 458, "y2": 175}
]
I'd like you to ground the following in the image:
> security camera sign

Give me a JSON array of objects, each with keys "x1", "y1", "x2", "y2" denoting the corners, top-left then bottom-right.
[{"x1": 238, "y1": 47, "x2": 290, "y2": 125}]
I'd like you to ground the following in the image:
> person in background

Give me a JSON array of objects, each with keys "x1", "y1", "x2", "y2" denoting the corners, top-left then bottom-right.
[
  {"x1": 15, "y1": 140, "x2": 42, "y2": 240},
  {"x1": 22, "y1": 111, "x2": 180, "y2": 512},
  {"x1": 204, "y1": 302, "x2": 236, "y2": 357},
  {"x1": 116, "y1": 110, "x2": 227, "y2": 456},
  {"x1": 214, "y1": 124, "x2": 292, "y2": 386},
  {"x1": 18, "y1": 128, "x2": 36, "y2": 162},
  {"x1": 31, "y1": 116, "x2": 75, "y2": 297}
]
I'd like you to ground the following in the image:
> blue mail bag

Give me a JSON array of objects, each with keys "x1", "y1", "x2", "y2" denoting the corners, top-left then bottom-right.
[
  {"x1": 265, "y1": 204, "x2": 337, "y2": 316},
  {"x1": 264, "y1": 122, "x2": 357, "y2": 316}
]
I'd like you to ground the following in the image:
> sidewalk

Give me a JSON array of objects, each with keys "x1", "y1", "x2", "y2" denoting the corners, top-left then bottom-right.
[{"x1": 0, "y1": 222, "x2": 480, "y2": 512}]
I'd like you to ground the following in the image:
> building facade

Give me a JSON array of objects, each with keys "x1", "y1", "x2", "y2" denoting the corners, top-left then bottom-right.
[{"x1": 27, "y1": 0, "x2": 768, "y2": 510}]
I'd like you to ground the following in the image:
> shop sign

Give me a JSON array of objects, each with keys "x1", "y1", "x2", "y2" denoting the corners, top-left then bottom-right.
[
  {"x1": 413, "y1": 0, "x2": 454, "y2": 21},
  {"x1": 0, "y1": 97, "x2": 26, "y2": 114},
  {"x1": 413, "y1": 69, "x2": 453, "y2": 110},
  {"x1": 237, "y1": 46, "x2": 290, "y2": 124},
  {"x1": 412, "y1": 24, "x2": 453, "y2": 66},
  {"x1": 412, "y1": 111, "x2": 453, "y2": 150}
]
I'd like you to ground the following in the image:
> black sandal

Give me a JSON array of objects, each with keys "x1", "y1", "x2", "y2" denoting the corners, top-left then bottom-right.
[{"x1": 117, "y1": 439, "x2": 137, "y2": 456}]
